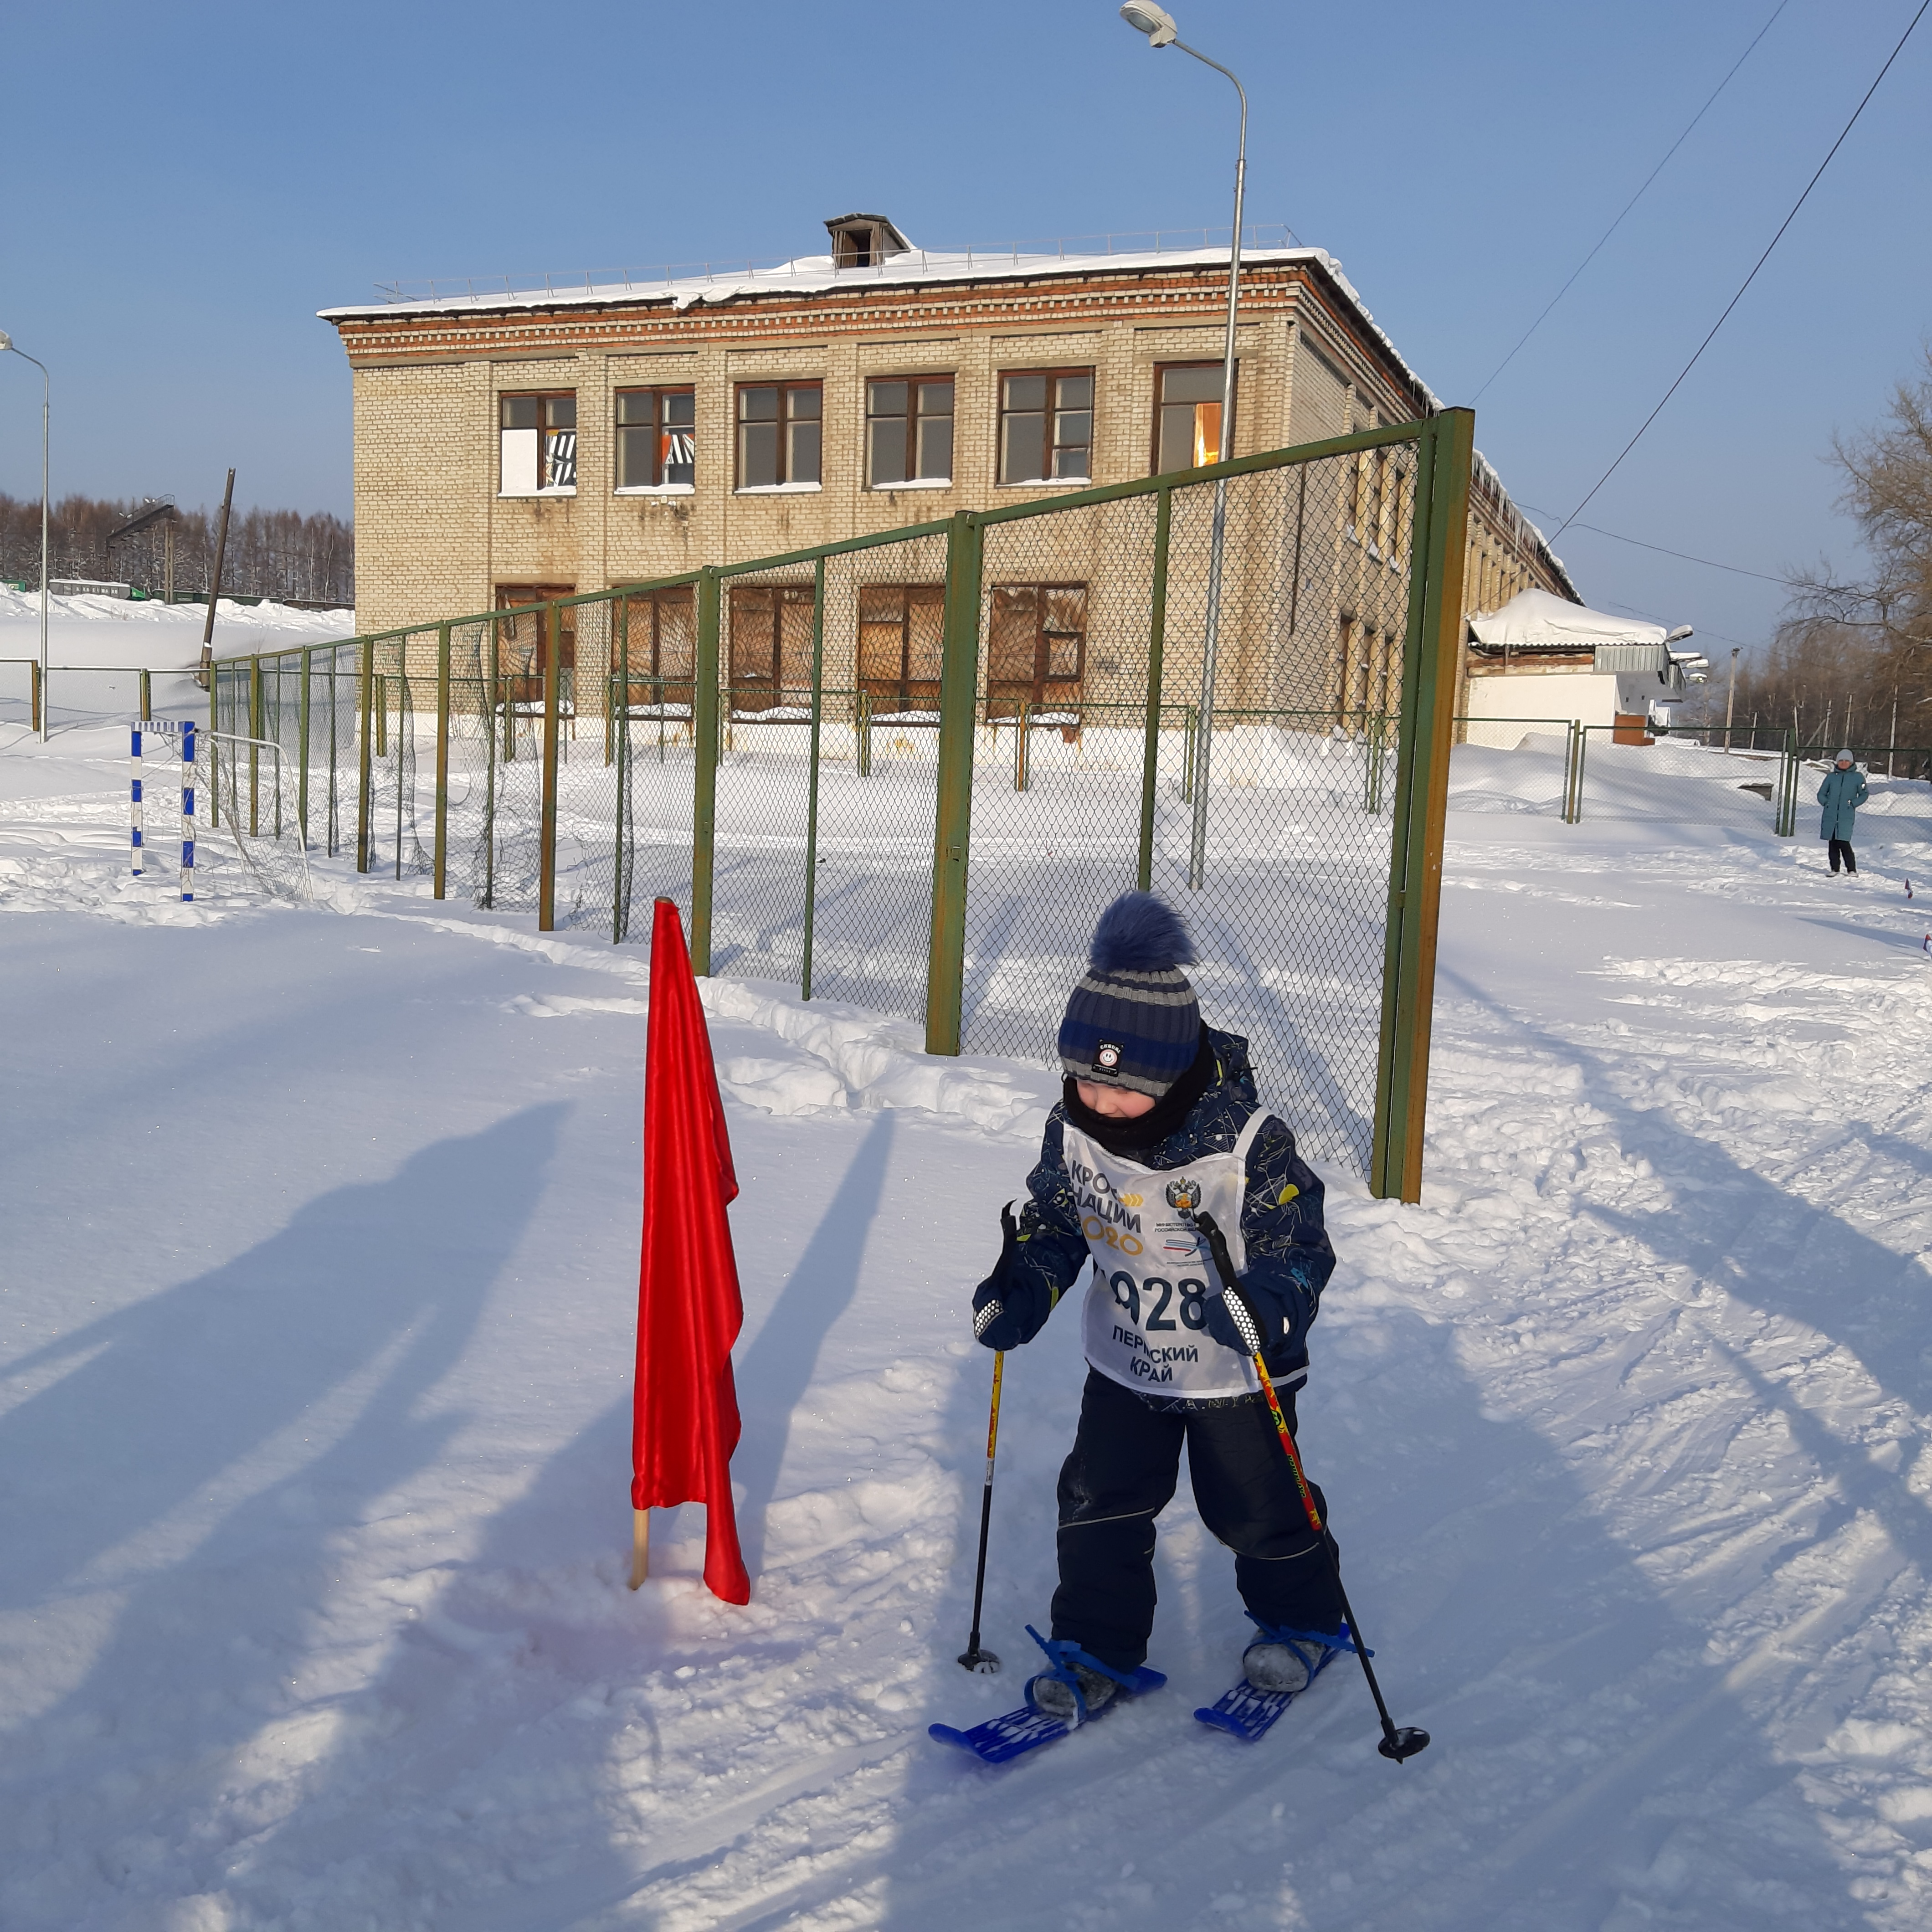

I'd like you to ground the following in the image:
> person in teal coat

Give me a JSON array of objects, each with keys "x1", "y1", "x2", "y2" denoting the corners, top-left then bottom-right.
[{"x1": 1818, "y1": 750, "x2": 1869, "y2": 874}]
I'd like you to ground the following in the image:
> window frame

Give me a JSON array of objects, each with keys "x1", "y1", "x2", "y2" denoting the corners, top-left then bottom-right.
[
  {"x1": 498, "y1": 391, "x2": 578, "y2": 498},
  {"x1": 616, "y1": 585, "x2": 697, "y2": 714},
  {"x1": 984, "y1": 581, "x2": 1089, "y2": 714},
  {"x1": 493, "y1": 584, "x2": 577, "y2": 712},
  {"x1": 856, "y1": 583, "x2": 947, "y2": 712},
  {"x1": 996, "y1": 366, "x2": 1096, "y2": 487},
  {"x1": 735, "y1": 380, "x2": 824, "y2": 491},
  {"x1": 614, "y1": 385, "x2": 696, "y2": 493},
  {"x1": 864, "y1": 374, "x2": 956, "y2": 489},
  {"x1": 728, "y1": 582, "x2": 817, "y2": 712},
  {"x1": 1150, "y1": 360, "x2": 1238, "y2": 476}
]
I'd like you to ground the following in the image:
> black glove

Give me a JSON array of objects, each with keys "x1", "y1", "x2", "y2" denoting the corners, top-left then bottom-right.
[
  {"x1": 971, "y1": 1203, "x2": 1058, "y2": 1351},
  {"x1": 1194, "y1": 1210, "x2": 1303, "y2": 1362}
]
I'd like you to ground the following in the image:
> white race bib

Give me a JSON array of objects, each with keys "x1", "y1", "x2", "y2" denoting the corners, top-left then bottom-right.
[{"x1": 1062, "y1": 1109, "x2": 1277, "y2": 1400}]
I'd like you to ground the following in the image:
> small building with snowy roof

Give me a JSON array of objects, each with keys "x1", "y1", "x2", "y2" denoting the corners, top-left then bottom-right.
[{"x1": 1464, "y1": 588, "x2": 1708, "y2": 745}]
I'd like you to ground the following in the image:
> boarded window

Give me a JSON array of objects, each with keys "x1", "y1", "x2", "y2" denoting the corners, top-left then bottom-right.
[
  {"x1": 494, "y1": 585, "x2": 576, "y2": 709},
  {"x1": 617, "y1": 585, "x2": 695, "y2": 709},
  {"x1": 728, "y1": 584, "x2": 815, "y2": 712},
  {"x1": 986, "y1": 584, "x2": 1087, "y2": 714},
  {"x1": 857, "y1": 584, "x2": 945, "y2": 711}
]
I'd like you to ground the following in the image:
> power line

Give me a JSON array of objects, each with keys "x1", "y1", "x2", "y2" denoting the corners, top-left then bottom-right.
[
  {"x1": 1517, "y1": 505, "x2": 1792, "y2": 583},
  {"x1": 1555, "y1": 0, "x2": 1932, "y2": 538},
  {"x1": 1470, "y1": 0, "x2": 1790, "y2": 405}
]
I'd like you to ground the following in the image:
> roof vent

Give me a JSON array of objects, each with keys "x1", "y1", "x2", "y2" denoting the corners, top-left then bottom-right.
[{"x1": 825, "y1": 212, "x2": 914, "y2": 269}]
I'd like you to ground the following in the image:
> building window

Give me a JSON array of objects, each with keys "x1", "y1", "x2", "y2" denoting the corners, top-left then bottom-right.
[
  {"x1": 500, "y1": 394, "x2": 576, "y2": 495},
  {"x1": 986, "y1": 584, "x2": 1087, "y2": 711},
  {"x1": 494, "y1": 586, "x2": 576, "y2": 709},
  {"x1": 1153, "y1": 362, "x2": 1233, "y2": 473},
  {"x1": 729, "y1": 583, "x2": 815, "y2": 711},
  {"x1": 857, "y1": 584, "x2": 945, "y2": 711},
  {"x1": 866, "y1": 378, "x2": 954, "y2": 487},
  {"x1": 617, "y1": 586, "x2": 695, "y2": 711},
  {"x1": 616, "y1": 388, "x2": 695, "y2": 489},
  {"x1": 998, "y1": 369, "x2": 1093, "y2": 485},
  {"x1": 737, "y1": 383, "x2": 822, "y2": 488}
]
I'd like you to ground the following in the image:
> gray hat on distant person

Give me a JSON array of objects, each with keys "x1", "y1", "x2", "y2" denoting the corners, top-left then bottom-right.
[{"x1": 1836, "y1": 749, "x2": 1854, "y2": 765}]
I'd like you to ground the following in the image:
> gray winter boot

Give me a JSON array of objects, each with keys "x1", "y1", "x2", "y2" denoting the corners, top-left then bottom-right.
[
  {"x1": 1028, "y1": 1660, "x2": 1120, "y2": 1723},
  {"x1": 1242, "y1": 1634, "x2": 1332, "y2": 1695}
]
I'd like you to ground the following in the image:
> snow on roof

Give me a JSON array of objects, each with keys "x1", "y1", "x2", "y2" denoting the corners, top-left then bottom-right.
[
  {"x1": 318, "y1": 242, "x2": 1441, "y2": 409},
  {"x1": 1470, "y1": 588, "x2": 1665, "y2": 651}
]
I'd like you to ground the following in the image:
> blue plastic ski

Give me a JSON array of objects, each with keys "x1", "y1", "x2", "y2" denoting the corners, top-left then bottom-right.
[
  {"x1": 1194, "y1": 1641, "x2": 1344, "y2": 1742},
  {"x1": 930, "y1": 1662, "x2": 1167, "y2": 1765}
]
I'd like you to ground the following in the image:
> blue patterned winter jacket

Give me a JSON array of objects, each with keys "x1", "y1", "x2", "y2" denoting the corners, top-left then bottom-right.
[{"x1": 1010, "y1": 1028, "x2": 1335, "y2": 1388}]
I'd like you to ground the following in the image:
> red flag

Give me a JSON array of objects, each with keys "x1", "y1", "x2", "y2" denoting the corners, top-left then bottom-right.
[{"x1": 631, "y1": 898, "x2": 751, "y2": 1604}]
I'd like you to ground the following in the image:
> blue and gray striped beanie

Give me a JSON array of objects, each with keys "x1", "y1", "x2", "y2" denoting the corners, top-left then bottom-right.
[{"x1": 1057, "y1": 892, "x2": 1200, "y2": 1097}]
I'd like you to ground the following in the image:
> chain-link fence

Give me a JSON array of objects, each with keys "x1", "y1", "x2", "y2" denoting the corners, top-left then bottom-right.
[{"x1": 210, "y1": 418, "x2": 1476, "y2": 1196}]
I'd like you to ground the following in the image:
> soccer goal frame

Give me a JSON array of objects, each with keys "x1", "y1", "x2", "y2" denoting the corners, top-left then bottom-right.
[{"x1": 130, "y1": 717, "x2": 198, "y2": 902}]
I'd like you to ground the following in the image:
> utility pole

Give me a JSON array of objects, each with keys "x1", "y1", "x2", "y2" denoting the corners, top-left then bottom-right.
[
  {"x1": 1725, "y1": 646, "x2": 1738, "y2": 749},
  {"x1": 197, "y1": 468, "x2": 235, "y2": 688}
]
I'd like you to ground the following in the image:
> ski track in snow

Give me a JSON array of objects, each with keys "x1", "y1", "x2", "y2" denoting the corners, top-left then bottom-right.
[{"x1": 3, "y1": 723, "x2": 1932, "y2": 1929}]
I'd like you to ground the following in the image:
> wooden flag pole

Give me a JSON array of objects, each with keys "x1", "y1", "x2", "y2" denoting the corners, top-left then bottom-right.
[{"x1": 629, "y1": 1509, "x2": 650, "y2": 1589}]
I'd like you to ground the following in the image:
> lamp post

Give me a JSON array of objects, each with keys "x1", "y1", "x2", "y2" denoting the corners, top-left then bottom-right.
[
  {"x1": 0, "y1": 330, "x2": 50, "y2": 741},
  {"x1": 1119, "y1": 3, "x2": 1247, "y2": 887}
]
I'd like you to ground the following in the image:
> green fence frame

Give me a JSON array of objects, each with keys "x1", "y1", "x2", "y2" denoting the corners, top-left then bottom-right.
[{"x1": 212, "y1": 414, "x2": 1476, "y2": 1201}]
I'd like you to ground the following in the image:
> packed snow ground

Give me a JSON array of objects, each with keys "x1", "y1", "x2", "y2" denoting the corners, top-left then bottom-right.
[{"x1": 4, "y1": 715, "x2": 1932, "y2": 1931}]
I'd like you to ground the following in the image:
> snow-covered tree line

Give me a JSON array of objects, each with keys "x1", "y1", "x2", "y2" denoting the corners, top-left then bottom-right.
[{"x1": 0, "y1": 493, "x2": 353, "y2": 607}]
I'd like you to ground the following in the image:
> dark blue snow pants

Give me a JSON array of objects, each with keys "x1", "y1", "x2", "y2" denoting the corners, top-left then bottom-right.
[{"x1": 1050, "y1": 1368, "x2": 1347, "y2": 1672}]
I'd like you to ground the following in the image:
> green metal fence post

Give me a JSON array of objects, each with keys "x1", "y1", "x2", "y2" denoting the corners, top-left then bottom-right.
[
  {"x1": 139, "y1": 668, "x2": 151, "y2": 722},
  {"x1": 356, "y1": 639, "x2": 374, "y2": 872},
  {"x1": 1778, "y1": 730, "x2": 1798, "y2": 836},
  {"x1": 297, "y1": 647, "x2": 312, "y2": 850},
  {"x1": 1371, "y1": 407, "x2": 1474, "y2": 1203},
  {"x1": 537, "y1": 607, "x2": 563, "y2": 931},
  {"x1": 801, "y1": 555, "x2": 826, "y2": 1000},
  {"x1": 690, "y1": 567, "x2": 721, "y2": 974},
  {"x1": 433, "y1": 623, "x2": 451, "y2": 896},
  {"x1": 1569, "y1": 726, "x2": 1592, "y2": 825},
  {"x1": 248, "y1": 656, "x2": 262, "y2": 837},
  {"x1": 612, "y1": 637, "x2": 631, "y2": 944},
  {"x1": 926, "y1": 510, "x2": 983, "y2": 1056},
  {"x1": 1136, "y1": 487, "x2": 1172, "y2": 891}
]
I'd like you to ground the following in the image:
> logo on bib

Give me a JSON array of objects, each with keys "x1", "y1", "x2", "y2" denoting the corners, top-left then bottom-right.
[
  {"x1": 1163, "y1": 1176, "x2": 1203, "y2": 1213},
  {"x1": 1093, "y1": 1042, "x2": 1122, "y2": 1072}
]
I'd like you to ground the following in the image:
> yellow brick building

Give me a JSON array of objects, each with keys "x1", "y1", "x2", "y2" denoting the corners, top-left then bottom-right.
[{"x1": 320, "y1": 213, "x2": 1575, "y2": 718}]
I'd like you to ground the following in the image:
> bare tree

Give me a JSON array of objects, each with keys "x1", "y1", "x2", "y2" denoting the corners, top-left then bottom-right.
[{"x1": 1696, "y1": 348, "x2": 1932, "y2": 770}]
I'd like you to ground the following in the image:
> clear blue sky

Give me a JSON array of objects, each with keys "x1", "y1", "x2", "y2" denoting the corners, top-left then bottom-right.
[{"x1": 2, "y1": 0, "x2": 1927, "y2": 656}]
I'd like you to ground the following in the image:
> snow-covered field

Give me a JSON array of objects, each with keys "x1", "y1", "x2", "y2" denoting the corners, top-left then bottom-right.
[
  {"x1": 4, "y1": 713, "x2": 1932, "y2": 1932},
  {"x1": 0, "y1": 586, "x2": 351, "y2": 732}
]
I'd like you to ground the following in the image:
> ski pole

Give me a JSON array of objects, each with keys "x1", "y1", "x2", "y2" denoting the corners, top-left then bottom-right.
[
  {"x1": 957, "y1": 1346, "x2": 1005, "y2": 1672},
  {"x1": 1192, "y1": 1211, "x2": 1429, "y2": 1764}
]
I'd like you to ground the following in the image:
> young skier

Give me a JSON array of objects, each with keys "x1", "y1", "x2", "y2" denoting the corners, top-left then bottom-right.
[{"x1": 972, "y1": 890, "x2": 1347, "y2": 1725}]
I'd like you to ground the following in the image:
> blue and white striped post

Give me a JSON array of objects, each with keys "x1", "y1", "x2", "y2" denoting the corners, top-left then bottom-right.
[
  {"x1": 180, "y1": 719, "x2": 195, "y2": 902},
  {"x1": 130, "y1": 724, "x2": 144, "y2": 875}
]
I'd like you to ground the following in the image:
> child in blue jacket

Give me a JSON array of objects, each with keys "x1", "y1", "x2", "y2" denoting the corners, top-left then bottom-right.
[{"x1": 972, "y1": 891, "x2": 1346, "y2": 1722}]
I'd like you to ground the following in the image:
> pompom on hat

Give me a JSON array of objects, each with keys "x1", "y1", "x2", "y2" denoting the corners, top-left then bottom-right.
[{"x1": 1057, "y1": 892, "x2": 1201, "y2": 1097}]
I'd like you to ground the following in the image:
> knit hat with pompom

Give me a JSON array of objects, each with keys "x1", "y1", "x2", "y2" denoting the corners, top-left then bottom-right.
[{"x1": 1056, "y1": 892, "x2": 1201, "y2": 1097}]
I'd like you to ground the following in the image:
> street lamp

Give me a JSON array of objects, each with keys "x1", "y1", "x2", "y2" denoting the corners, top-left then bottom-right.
[
  {"x1": 1119, "y1": 3, "x2": 1248, "y2": 887},
  {"x1": 0, "y1": 330, "x2": 51, "y2": 741}
]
